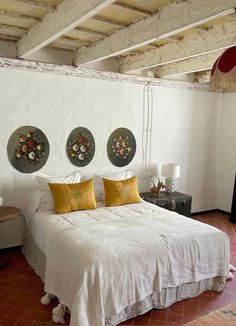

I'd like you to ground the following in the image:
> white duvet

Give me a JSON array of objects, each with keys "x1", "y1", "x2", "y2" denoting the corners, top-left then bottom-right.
[{"x1": 28, "y1": 201, "x2": 230, "y2": 326}]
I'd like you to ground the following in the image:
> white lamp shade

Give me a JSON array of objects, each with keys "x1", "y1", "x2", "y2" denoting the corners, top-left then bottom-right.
[
  {"x1": 149, "y1": 163, "x2": 162, "y2": 177},
  {"x1": 162, "y1": 163, "x2": 180, "y2": 178}
]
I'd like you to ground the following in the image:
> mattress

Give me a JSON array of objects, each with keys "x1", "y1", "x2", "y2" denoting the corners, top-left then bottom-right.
[{"x1": 26, "y1": 201, "x2": 230, "y2": 326}]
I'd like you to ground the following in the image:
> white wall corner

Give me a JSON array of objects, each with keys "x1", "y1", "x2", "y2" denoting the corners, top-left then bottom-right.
[{"x1": 215, "y1": 92, "x2": 223, "y2": 210}]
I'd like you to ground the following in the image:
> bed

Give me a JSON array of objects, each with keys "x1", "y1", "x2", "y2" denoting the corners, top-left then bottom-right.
[{"x1": 23, "y1": 200, "x2": 230, "y2": 326}]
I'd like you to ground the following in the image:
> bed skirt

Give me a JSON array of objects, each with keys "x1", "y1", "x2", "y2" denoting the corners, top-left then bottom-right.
[
  {"x1": 22, "y1": 229, "x2": 226, "y2": 326},
  {"x1": 22, "y1": 228, "x2": 46, "y2": 282}
]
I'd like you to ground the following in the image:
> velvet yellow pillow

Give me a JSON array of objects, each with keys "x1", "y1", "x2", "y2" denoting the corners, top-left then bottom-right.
[
  {"x1": 48, "y1": 179, "x2": 96, "y2": 214},
  {"x1": 103, "y1": 176, "x2": 142, "y2": 207}
]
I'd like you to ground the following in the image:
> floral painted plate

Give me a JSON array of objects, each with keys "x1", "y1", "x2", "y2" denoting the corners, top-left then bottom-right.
[
  {"x1": 7, "y1": 126, "x2": 50, "y2": 173},
  {"x1": 107, "y1": 128, "x2": 136, "y2": 167},
  {"x1": 66, "y1": 127, "x2": 95, "y2": 167}
]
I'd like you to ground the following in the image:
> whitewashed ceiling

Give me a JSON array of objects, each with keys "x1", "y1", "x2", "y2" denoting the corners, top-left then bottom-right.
[{"x1": 0, "y1": 0, "x2": 235, "y2": 82}]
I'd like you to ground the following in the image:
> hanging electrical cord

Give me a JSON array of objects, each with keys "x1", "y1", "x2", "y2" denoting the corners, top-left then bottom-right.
[{"x1": 142, "y1": 81, "x2": 154, "y2": 178}]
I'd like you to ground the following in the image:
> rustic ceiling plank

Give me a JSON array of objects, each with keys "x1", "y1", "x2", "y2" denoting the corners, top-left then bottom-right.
[
  {"x1": 0, "y1": 56, "x2": 210, "y2": 92},
  {"x1": 76, "y1": 27, "x2": 107, "y2": 37},
  {"x1": 155, "y1": 51, "x2": 224, "y2": 77},
  {"x1": 193, "y1": 26, "x2": 209, "y2": 32},
  {"x1": 0, "y1": 10, "x2": 40, "y2": 24},
  {"x1": 0, "y1": 24, "x2": 27, "y2": 37},
  {"x1": 193, "y1": 70, "x2": 211, "y2": 83},
  {"x1": 14, "y1": 0, "x2": 54, "y2": 10},
  {"x1": 17, "y1": 0, "x2": 116, "y2": 58},
  {"x1": 0, "y1": 34, "x2": 20, "y2": 42},
  {"x1": 111, "y1": 2, "x2": 152, "y2": 17},
  {"x1": 119, "y1": 21, "x2": 236, "y2": 72},
  {"x1": 75, "y1": 0, "x2": 236, "y2": 66},
  {"x1": 90, "y1": 16, "x2": 127, "y2": 28}
]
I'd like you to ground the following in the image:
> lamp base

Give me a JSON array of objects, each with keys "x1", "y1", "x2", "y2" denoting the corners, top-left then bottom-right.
[{"x1": 165, "y1": 177, "x2": 175, "y2": 194}]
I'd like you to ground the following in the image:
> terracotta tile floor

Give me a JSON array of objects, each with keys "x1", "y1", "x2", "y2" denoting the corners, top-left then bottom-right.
[{"x1": 0, "y1": 212, "x2": 236, "y2": 326}]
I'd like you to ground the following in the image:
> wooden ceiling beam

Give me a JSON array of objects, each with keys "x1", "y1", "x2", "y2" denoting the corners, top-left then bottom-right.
[
  {"x1": 193, "y1": 70, "x2": 211, "y2": 83},
  {"x1": 75, "y1": 0, "x2": 236, "y2": 66},
  {"x1": 111, "y1": 2, "x2": 152, "y2": 17},
  {"x1": 119, "y1": 21, "x2": 236, "y2": 72},
  {"x1": 76, "y1": 27, "x2": 107, "y2": 37},
  {"x1": 164, "y1": 36, "x2": 182, "y2": 42},
  {"x1": 155, "y1": 51, "x2": 224, "y2": 77},
  {"x1": 0, "y1": 10, "x2": 40, "y2": 24},
  {"x1": 91, "y1": 16, "x2": 127, "y2": 28},
  {"x1": 0, "y1": 24, "x2": 26, "y2": 37},
  {"x1": 193, "y1": 26, "x2": 208, "y2": 32},
  {"x1": 0, "y1": 34, "x2": 20, "y2": 41},
  {"x1": 14, "y1": 0, "x2": 54, "y2": 10},
  {"x1": 17, "y1": 0, "x2": 116, "y2": 58}
]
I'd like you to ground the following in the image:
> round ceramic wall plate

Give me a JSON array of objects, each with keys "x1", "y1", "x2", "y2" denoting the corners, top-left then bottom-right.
[
  {"x1": 67, "y1": 127, "x2": 95, "y2": 167},
  {"x1": 7, "y1": 126, "x2": 50, "y2": 173},
  {"x1": 107, "y1": 128, "x2": 136, "y2": 167}
]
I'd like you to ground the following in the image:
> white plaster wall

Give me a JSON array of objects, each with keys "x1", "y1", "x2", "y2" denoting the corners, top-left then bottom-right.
[
  {"x1": 217, "y1": 93, "x2": 236, "y2": 211},
  {"x1": 151, "y1": 87, "x2": 219, "y2": 212},
  {"x1": 0, "y1": 68, "x2": 219, "y2": 212}
]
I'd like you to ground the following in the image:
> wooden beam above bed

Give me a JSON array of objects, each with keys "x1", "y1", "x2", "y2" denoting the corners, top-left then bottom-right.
[
  {"x1": 119, "y1": 21, "x2": 236, "y2": 72},
  {"x1": 17, "y1": 0, "x2": 116, "y2": 58},
  {"x1": 155, "y1": 51, "x2": 224, "y2": 77},
  {"x1": 74, "y1": 0, "x2": 236, "y2": 66}
]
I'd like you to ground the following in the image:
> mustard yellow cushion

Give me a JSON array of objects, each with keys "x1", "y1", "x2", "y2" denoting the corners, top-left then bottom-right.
[
  {"x1": 103, "y1": 176, "x2": 142, "y2": 207},
  {"x1": 48, "y1": 179, "x2": 96, "y2": 214}
]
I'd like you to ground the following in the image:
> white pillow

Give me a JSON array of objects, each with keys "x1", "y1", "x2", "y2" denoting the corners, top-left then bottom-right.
[
  {"x1": 33, "y1": 170, "x2": 81, "y2": 211},
  {"x1": 93, "y1": 170, "x2": 133, "y2": 202}
]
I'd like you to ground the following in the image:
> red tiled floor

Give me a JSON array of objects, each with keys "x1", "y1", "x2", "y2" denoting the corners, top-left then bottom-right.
[{"x1": 0, "y1": 212, "x2": 236, "y2": 326}]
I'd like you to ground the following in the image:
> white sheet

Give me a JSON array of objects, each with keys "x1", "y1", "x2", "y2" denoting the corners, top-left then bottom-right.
[{"x1": 28, "y1": 201, "x2": 230, "y2": 326}]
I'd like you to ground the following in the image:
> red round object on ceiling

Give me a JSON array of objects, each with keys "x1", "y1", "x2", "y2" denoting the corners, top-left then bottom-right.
[{"x1": 217, "y1": 46, "x2": 236, "y2": 73}]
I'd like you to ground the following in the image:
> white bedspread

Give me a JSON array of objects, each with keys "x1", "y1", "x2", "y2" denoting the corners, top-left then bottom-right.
[{"x1": 29, "y1": 202, "x2": 230, "y2": 326}]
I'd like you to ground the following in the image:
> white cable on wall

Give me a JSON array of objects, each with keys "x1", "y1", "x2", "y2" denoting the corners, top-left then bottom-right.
[{"x1": 142, "y1": 82, "x2": 154, "y2": 178}]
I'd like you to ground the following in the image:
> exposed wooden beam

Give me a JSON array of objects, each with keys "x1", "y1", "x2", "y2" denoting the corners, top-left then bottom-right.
[
  {"x1": 111, "y1": 2, "x2": 152, "y2": 17},
  {"x1": 0, "y1": 34, "x2": 20, "y2": 42},
  {"x1": 193, "y1": 70, "x2": 211, "y2": 83},
  {"x1": 75, "y1": 0, "x2": 236, "y2": 66},
  {"x1": 91, "y1": 16, "x2": 127, "y2": 28},
  {"x1": 59, "y1": 35, "x2": 91, "y2": 46},
  {"x1": 14, "y1": 0, "x2": 54, "y2": 10},
  {"x1": 0, "y1": 24, "x2": 27, "y2": 37},
  {"x1": 0, "y1": 56, "x2": 210, "y2": 92},
  {"x1": 156, "y1": 51, "x2": 224, "y2": 77},
  {"x1": 17, "y1": 0, "x2": 116, "y2": 58},
  {"x1": 164, "y1": 36, "x2": 182, "y2": 42},
  {"x1": 0, "y1": 10, "x2": 40, "y2": 24},
  {"x1": 226, "y1": 11, "x2": 236, "y2": 21},
  {"x1": 76, "y1": 27, "x2": 107, "y2": 38},
  {"x1": 193, "y1": 26, "x2": 208, "y2": 32},
  {"x1": 119, "y1": 21, "x2": 236, "y2": 72}
]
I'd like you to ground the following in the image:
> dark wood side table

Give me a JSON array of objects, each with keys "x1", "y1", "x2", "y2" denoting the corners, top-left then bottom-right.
[
  {"x1": 0, "y1": 206, "x2": 22, "y2": 268},
  {"x1": 140, "y1": 191, "x2": 192, "y2": 217}
]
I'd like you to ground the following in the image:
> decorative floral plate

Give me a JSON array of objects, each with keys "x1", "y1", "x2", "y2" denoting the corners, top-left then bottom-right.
[
  {"x1": 107, "y1": 128, "x2": 136, "y2": 167},
  {"x1": 7, "y1": 126, "x2": 50, "y2": 173},
  {"x1": 66, "y1": 127, "x2": 95, "y2": 167}
]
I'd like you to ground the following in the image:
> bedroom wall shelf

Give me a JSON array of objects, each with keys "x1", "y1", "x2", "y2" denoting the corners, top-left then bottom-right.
[{"x1": 140, "y1": 191, "x2": 192, "y2": 217}]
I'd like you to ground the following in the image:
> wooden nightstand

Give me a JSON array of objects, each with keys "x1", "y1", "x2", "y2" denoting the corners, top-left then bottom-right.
[
  {"x1": 0, "y1": 206, "x2": 24, "y2": 249},
  {"x1": 0, "y1": 206, "x2": 24, "y2": 268},
  {"x1": 140, "y1": 191, "x2": 192, "y2": 217}
]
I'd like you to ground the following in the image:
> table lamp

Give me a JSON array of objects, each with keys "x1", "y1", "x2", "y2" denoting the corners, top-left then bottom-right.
[{"x1": 162, "y1": 163, "x2": 180, "y2": 194}]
